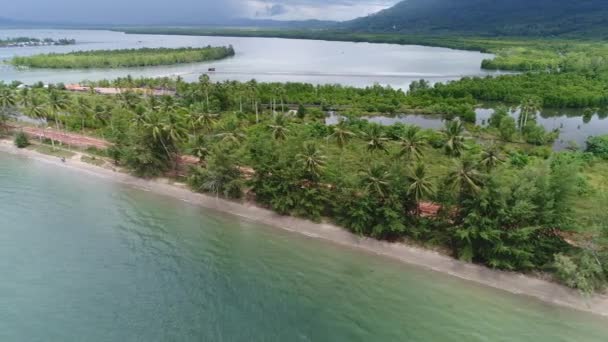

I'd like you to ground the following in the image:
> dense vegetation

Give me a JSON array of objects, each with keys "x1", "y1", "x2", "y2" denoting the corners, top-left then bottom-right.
[
  {"x1": 10, "y1": 46, "x2": 235, "y2": 69},
  {"x1": 1, "y1": 78, "x2": 606, "y2": 293},
  {"x1": 0, "y1": 37, "x2": 75, "y2": 47},
  {"x1": 343, "y1": 0, "x2": 608, "y2": 37}
]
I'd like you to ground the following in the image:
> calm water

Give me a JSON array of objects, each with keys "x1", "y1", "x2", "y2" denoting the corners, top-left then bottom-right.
[
  {"x1": 1, "y1": 153, "x2": 608, "y2": 341},
  {"x1": 0, "y1": 29, "x2": 499, "y2": 88},
  {"x1": 328, "y1": 108, "x2": 608, "y2": 150}
]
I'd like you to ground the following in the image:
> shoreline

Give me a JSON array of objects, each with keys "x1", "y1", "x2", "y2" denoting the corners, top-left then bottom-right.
[{"x1": 2, "y1": 140, "x2": 608, "y2": 317}]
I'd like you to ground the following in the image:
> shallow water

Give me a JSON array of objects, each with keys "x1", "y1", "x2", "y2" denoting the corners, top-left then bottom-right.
[
  {"x1": 0, "y1": 29, "x2": 500, "y2": 88},
  {"x1": 327, "y1": 108, "x2": 608, "y2": 150},
  {"x1": 1, "y1": 152, "x2": 608, "y2": 341}
]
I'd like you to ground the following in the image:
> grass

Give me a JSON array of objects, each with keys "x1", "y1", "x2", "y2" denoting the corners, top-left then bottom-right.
[
  {"x1": 81, "y1": 155, "x2": 106, "y2": 167},
  {"x1": 28, "y1": 144, "x2": 76, "y2": 158}
]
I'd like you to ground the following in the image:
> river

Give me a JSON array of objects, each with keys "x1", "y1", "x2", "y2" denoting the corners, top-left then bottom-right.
[
  {"x1": 0, "y1": 29, "x2": 500, "y2": 88},
  {"x1": 1, "y1": 152, "x2": 607, "y2": 341}
]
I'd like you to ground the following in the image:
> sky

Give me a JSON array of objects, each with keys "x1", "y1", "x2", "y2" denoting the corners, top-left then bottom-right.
[{"x1": 3, "y1": 0, "x2": 400, "y2": 24}]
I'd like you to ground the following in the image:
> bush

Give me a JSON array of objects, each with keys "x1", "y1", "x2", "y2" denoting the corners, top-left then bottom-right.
[
  {"x1": 586, "y1": 135, "x2": 608, "y2": 159},
  {"x1": 14, "y1": 131, "x2": 30, "y2": 148}
]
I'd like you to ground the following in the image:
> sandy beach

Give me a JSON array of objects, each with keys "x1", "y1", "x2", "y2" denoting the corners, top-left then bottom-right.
[{"x1": 2, "y1": 139, "x2": 608, "y2": 317}]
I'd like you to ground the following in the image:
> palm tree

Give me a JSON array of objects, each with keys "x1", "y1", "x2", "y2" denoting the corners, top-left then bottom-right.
[
  {"x1": 247, "y1": 80, "x2": 259, "y2": 123},
  {"x1": 443, "y1": 120, "x2": 466, "y2": 157},
  {"x1": 118, "y1": 90, "x2": 139, "y2": 110},
  {"x1": 361, "y1": 124, "x2": 389, "y2": 154},
  {"x1": 479, "y1": 145, "x2": 504, "y2": 171},
  {"x1": 519, "y1": 96, "x2": 542, "y2": 132},
  {"x1": 399, "y1": 126, "x2": 427, "y2": 160},
  {"x1": 74, "y1": 96, "x2": 91, "y2": 134},
  {"x1": 406, "y1": 163, "x2": 435, "y2": 216},
  {"x1": 47, "y1": 90, "x2": 69, "y2": 148},
  {"x1": 24, "y1": 96, "x2": 48, "y2": 142},
  {"x1": 447, "y1": 159, "x2": 484, "y2": 199},
  {"x1": 268, "y1": 114, "x2": 290, "y2": 141},
  {"x1": 328, "y1": 121, "x2": 355, "y2": 149},
  {"x1": 163, "y1": 112, "x2": 187, "y2": 148},
  {"x1": 198, "y1": 74, "x2": 212, "y2": 111},
  {"x1": 0, "y1": 87, "x2": 16, "y2": 131},
  {"x1": 360, "y1": 165, "x2": 391, "y2": 199},
  {"x1": 296, "y1": 142, "x2": 326, "y2": 180},
  {"x1": 142, "y1": 112, "x2": 172, "y2": 160}
]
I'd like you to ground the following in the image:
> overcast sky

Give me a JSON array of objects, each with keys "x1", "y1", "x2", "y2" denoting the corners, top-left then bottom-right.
[{"x1": 4, "y1": 0, "x2": 400, "y2": 24}]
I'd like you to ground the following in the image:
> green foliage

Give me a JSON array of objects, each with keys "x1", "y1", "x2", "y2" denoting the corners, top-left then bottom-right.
[
  {"x1": 586, "y1": 135, "x2": 608, "y2": 159},
  {"x1": 13, "y1": 131, "x2": 29, "y2": 148},
  {"x1": 554, "y1": 253, "x2": 606, "y2": 294},
  {"x1": 189, "y1": 147, "x2": 243, "y2": 199},
  {"x1": 11, "y1": 46, "x2": 235, "y2": 69}
]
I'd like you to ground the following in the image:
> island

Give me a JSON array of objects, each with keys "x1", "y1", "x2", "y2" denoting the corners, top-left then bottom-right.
[
  {"x1": 9, "y1": 45, "x2": 235, "y2": 69},
  {"x1": 0, "y1": 37, "x2": 76, "y2": 48}
]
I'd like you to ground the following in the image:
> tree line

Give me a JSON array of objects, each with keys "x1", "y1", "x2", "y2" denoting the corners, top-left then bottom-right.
[
  {"x1": 10, "y1": 46, "x2": 235, "y2": 69},
  {"x1": 1, "y1": 79, "x2": 606, "y2": 293}
]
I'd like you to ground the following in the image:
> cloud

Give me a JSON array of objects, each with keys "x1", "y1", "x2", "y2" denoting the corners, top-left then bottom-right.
[
  {"x1": 3, "y1": 0, "x2": 399, "y2": 23},
  {"x1": 246, "y1": 0, "x2": 399, "y2": 21}
]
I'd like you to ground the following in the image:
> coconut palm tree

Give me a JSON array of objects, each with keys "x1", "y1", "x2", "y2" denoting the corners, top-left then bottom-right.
[
  {"x1": 360, "y1": 165, "x2": 391, "y2": 199},
  {"x1": 519, "y1": 96, "x2": 542, "y2": 132},
  {"x1": 47, "y1": 89, "x2": 69, "y2": 147},
  {"x1": 443, "y1": 120, "x2": 466, "y2": 157},
  {"x1": 399, "y1": 126, "x2": 427, "y2": 160},
  {"x1": 479, "y1": 145, "x2": 504, "y2": 171},
  {"x1": 247, "y1": 80, "x2": 259, "y2": 123},
  {"x1": 24, "y1": 96, "x2": 48, "y2": 142},
  {"x1": 296, "y1": 142, "x2": 326, "y2": 180},
  {"x1": 361, "y1": 124, "x2": 389, "y2": 154},
  {"x1": 198, "y1": 74, "x2": 212, "y2": 111},
  {"x1": 328, "y1": 121, "x2": 355, "y2": 149},
  {"x1": 447, "y1": 158, "x2": 484, "y2": 199},
  {"x1": 406, "y1": 163, "x2": 435, "y2": 216},
  {"x1": 73, "y1": 96, "x2": 91, "y2": 134},
  {"x1": 0, "y1": 87, "x2": 16, "y2": 131},
  {"x1": 118, "y1": 90, "x2": 139, "y2": 110},
  {"x1": 268, "y1": 114, "x2": 290, "y2": 141}
]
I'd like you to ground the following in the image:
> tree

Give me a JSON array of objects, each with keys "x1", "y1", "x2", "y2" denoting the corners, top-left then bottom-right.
[
  {"x1": 360, "y1": 165, "x2": 391, "y2": 199},
  {"x1": 480, "y1": 145, "x2": 504, "y2": 171},
  {"x1": 406, "y1": 163, "x2": 435, "y2": 216},
  {"x1": 198, "y1": 74, "x2": 212, "y2": 111},
  {"x1": 0, "y1": 87, "x2": 16, "y2": 131},
  {"x1": 443, "y1": 120, "x2": 466, "y2": 157},
  {"x1": 519, "y1": 96, "x2": 542, "y2": 133},
  {"x1": 74, "y1": 96, "x2": 91, "y2": 134},
  {"x1": 361, "y1": 124, "x2": 389, "y2": 154},
  {"x1": 296, "y1": 142, "x2": 326, "y2": 180},
  {"x1": 447, "y1": 158, "x2": 484, "y2": 201},
  {"x1": 47, "y1": 89, "x2": 69, "y2": 148},
  {"x1": 328, "y1": 121, "x2": 355, "y2": 149},
  {"x1": 399, "y1": 126, "x2": 426, "y2": 160},
  {"x1": 268, "y1": 114, "x2": 290, "y2": 141},
  {"x1": 499, "y1": 116, "x2": 517, "y2": 141}
]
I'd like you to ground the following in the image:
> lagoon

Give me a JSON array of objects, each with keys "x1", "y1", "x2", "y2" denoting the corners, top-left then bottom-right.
[{"x1": 0, "y1": 29, "x2": 500, "y2": 88}]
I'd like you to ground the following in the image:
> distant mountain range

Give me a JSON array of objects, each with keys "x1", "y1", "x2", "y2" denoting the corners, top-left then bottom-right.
[{"x1": 343, "y1": 0, "x2": 608, "y2": 37}]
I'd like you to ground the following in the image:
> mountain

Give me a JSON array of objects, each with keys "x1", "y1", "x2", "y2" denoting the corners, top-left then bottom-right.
[{"x1": 343, "y1": 0, "x2": 608, "y2": 37}]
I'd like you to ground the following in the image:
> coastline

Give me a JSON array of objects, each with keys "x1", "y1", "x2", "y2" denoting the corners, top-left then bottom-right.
[{"x1": 2, "y1": 139, "x2": 608, "y2": 317}]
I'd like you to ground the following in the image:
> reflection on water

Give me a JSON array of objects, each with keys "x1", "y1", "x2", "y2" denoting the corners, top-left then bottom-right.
[{"x1": 327, "y1": 108, "x2": 608, "y2": 150}]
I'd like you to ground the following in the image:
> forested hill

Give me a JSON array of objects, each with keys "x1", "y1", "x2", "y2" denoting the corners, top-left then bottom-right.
[{"x1": 343, "y1": 0, "x2": 608, "y2": 37}]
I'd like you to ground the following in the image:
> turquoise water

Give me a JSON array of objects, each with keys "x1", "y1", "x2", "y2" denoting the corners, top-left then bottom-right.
[{"x1": 1, "y1": 152, "x2": 607, "y2": 341}]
